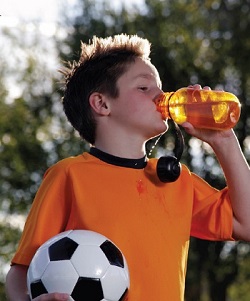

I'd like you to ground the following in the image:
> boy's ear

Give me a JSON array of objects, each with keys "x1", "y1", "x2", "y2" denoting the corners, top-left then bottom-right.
[{"x1": 89, "y1": 92, "x2": 110, "y2": 116}]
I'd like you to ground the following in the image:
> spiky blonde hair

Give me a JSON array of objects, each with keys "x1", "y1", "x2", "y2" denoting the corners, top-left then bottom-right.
[{"x1": 61, "y1": 34, "x2": 151, "y2": 85}]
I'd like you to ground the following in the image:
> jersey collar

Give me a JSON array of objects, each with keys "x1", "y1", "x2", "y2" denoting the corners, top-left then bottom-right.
[{"x1": 89, "y1": 147, "x2": 147, "y2": 169}]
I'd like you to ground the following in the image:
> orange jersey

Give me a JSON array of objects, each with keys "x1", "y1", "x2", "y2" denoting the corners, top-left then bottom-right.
[{"x1": 12, "y1": 151, "x2": 233, "y2": 300}]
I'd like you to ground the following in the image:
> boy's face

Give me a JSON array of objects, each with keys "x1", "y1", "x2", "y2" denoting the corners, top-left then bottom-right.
[{"x1": 109, "y1": 58, "x2": 168, "y2": 141}]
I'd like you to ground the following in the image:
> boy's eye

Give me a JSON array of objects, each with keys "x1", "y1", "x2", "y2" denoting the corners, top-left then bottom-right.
[{"x1": 138, "y1": 86, "x2": 148, "y2": 91}]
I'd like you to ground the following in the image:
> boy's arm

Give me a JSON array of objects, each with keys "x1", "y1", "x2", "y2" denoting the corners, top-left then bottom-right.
[
  {"x1": 5, "y1": 265, "x2": 69, "y2": 301},
  {"x1": 182, "y1": 124, "x2": 250, "y2": 241},
  {"x1": 210, "y1": 130, "x2": 250, "y2": 241},
  {"x1": 6, "y1": 265, "x2": 30, "y2": 301}
]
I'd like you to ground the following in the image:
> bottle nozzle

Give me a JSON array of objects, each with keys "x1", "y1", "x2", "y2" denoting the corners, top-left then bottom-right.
[{"x1": 154, "y1": 92, "x2": 174, "y2": 120}]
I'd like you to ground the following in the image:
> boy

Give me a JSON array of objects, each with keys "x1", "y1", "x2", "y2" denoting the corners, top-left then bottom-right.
[{"x1": 5, "y1": 34, "x2": 250, "y2": 301}]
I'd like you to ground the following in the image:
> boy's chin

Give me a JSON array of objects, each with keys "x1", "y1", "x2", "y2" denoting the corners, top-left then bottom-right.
[{"x1": 158, "y1": 120, "x2": 169, "y2": 134}]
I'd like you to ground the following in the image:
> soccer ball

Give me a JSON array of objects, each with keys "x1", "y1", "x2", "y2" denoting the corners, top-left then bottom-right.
[{"x1": 27, "y1": 230, "x2": 130, "y2": 301}]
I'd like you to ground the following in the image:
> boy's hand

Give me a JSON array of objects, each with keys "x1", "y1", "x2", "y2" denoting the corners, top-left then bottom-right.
[
  {"x1": 33, "y1": 293, "x2": 69, "y2": 301},
  {"x1": 181, "y1": 121, "x2": 235, "y2": 147}
]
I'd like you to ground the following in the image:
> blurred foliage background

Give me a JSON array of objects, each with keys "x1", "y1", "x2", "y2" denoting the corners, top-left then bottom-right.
[{"x1": 1, "y1": 0, "x2": 250, "y2": 300}]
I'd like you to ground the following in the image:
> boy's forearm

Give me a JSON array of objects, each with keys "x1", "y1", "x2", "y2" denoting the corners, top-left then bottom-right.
[
  {"x1": 5, "y1": 265, "x2": 30, "y2": 301},
  {"x1": 212, "y1": 133, "x2": 250, "y2": 240}
]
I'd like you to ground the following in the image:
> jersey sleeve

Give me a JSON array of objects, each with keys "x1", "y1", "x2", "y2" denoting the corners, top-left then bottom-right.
[
  {"x1": 190, "y1": 172, "x2": 234, "y2": 241},
  {"x1": 11, "y1": 160, "x2": 74, "y2": 266}
]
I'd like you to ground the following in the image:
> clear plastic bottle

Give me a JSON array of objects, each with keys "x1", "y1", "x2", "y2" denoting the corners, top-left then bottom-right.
[{"x1": 155, "y1": 87, "x2": 241, "y2": 130}]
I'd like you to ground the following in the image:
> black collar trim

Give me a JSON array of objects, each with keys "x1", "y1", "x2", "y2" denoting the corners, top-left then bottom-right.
[{"x1": 89, "y1": 147, "x2": 147, "y2": 169}]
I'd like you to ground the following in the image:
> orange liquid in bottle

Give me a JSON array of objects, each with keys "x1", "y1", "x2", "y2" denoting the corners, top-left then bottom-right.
[{"x1": 155, "y1": 88, "x2": 241, "y2": 130}]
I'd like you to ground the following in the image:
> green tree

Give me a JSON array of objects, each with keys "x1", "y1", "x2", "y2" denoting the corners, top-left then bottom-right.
[
  {"x1": 228, "y1": 243, "x2": 250, "y2": 301},
  {"x1": 2, "y1": 0, "x2": 250, "y2": 300}
]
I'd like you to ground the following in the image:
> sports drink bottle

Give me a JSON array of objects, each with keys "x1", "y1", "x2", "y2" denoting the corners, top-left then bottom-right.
[{"x1": 155, "y1": 87, "x2": 241, "y2": 130}]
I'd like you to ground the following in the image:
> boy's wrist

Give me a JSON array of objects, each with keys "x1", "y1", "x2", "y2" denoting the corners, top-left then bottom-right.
[{"x1": 209, "y1": 130, "x2": 237, "y2": 151}]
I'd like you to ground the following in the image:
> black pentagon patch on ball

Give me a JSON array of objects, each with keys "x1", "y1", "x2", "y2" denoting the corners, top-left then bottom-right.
[
  {"x1": 100, "y1": 240, "x2": 124, "y2": 268},
  {"x1": 71, "y1": 277, "x2": 104, "y2": 301},
  {"x1": 49, "y1": 237, "x2": 78, "y2": 261},
  {"x1": 30, "y1": 280, "x2": 48, "y2": 299}
]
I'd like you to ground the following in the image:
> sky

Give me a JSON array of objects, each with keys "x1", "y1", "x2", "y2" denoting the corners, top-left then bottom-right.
[
  {"x1": 1, "y1": 0, "x2": 61, "y2": 22},
  {"x1": 0, "y1": 0, "x2": 145, "y2": 102},
  {"x1": 1, "y1": 0, "x2": 144, "y2": 24}
]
